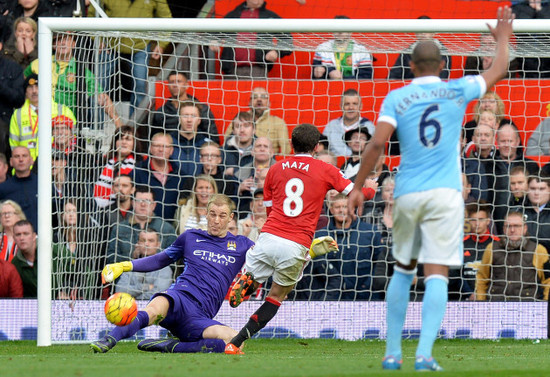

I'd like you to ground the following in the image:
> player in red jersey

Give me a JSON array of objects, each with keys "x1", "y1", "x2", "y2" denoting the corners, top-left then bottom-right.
[{"x1": 224, "y1": 123, "x2": 376, "y2": 354}]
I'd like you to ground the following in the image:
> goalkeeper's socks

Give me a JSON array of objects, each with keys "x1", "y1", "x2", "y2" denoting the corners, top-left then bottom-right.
[
  {"x1": 416, "y1": 275, "x2": 448, "y2": 359},
  {"x1": 173, "y1": 339, "x2": 226, "y2": 353},
  {"x1": 230, "y1": 297, "x2": 281, "y2": 347},
  {"x1": 385, "y1": 266, "x2": 415, "y2": 360},
  {"x1": 110, "y1": 311, "x2": 150, "y2": 341}
]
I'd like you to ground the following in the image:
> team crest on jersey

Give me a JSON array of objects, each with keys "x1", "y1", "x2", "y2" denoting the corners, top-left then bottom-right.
[{"x1": 227, "y1": 241, "x2": 237, "y2": 251}]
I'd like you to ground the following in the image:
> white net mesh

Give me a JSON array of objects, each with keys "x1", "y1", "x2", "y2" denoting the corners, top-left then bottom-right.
[{"x1": 26, "y1": 21, "x2": 550, "y2": 343}]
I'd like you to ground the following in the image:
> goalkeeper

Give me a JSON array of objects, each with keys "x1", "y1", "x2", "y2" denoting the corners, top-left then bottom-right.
[{"x1": 90, "y1": 194, "x2": 336, "y2": 354}]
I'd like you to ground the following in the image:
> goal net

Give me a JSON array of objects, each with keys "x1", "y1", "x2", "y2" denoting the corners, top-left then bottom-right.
[{"x1": 25, "y1": 16, "x2": 550, "y2": 345}]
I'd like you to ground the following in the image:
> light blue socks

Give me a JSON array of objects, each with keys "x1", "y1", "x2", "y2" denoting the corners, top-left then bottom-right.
[
  {"x1": 416, "y1": 275, "x2": 448, "y2": 359},
  {"x1": 384, "y1": 266, "x2": 415, "y2": 359}
]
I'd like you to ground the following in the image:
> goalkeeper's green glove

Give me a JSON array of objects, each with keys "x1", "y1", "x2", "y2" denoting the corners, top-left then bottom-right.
[
  {"x1": 102, "y1": 261, "x2": 133, "y2": 284},
  {"x1": 309, "y1": 236, "x2": 339, "y2": 259}
]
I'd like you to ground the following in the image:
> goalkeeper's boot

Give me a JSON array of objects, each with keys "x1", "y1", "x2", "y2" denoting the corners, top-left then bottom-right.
[
  {"x1": 90, "y1": 335, "x2": 117, "y2": 353},
  {"x1": 224, "y1": 343, "x2": 245, "y2": 355},
  {"x1": 137, "y1": 338, "x2": 179, "y2": 353},
  {"x1": 415, "y1": 356, "x2": 443, "y2": 372},
  {"x1": 229, "y1": 272, "x2": 255, "y2": 308},
  {"x1": 382, "y1": 355, "x2": 403, "y2": 370}
]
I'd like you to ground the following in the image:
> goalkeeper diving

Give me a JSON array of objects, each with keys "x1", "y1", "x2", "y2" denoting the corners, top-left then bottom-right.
[{"x1": 90, "y1": 193, "x2": 339, "y2": 354}]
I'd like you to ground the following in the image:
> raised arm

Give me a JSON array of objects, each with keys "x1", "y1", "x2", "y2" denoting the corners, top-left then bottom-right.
[{"x1": 481, "y1": 6, "x2": 515, "y2": 90}]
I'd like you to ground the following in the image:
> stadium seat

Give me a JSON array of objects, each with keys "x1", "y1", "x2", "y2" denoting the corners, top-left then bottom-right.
[
  {"x1": 498, "y1": 329, "x2": 516, "y2": 339},
  {"x1": 319, "y1": 328, "x2": 338, "y2": 339},
  {"x1": 20, "y1": 327, "x2": 37, "y2": 340},
  {"x1": 253, "y1": 327, "x2": 300, "y2": 339},
  {"x1": 69, "y1": 327, "x2": 87, "y2": 341},
  {"x1": 454, "y1": 329, "x2": 472, "y2": 339},
  {"x1": 0, "y1": 331, "x2": 8, "y2": 341},
  {"x1": 362, "y1": 328, "x2": 381, "y2": 339}
]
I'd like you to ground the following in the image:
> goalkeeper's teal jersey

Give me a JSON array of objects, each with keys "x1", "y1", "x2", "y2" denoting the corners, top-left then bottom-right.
[{"x1": 378, "y1": 75, "x2": 486, "y2": 198}]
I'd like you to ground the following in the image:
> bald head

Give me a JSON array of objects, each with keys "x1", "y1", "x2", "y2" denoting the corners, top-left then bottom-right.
[{"x1": 411, "y1": 40, "x2": 443, "y2": 75}]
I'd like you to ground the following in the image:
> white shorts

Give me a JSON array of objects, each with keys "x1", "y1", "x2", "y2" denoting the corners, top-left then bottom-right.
[
  {"x1": 392, "y1": 188, "x2": 464, "y2": 267},
  {"x1": 244, "y1": 232, "x2": 308, "y2": 287}
]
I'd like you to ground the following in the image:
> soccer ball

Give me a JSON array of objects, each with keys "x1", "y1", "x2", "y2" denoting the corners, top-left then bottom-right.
[{"x1": 104, "y1": 292, "x2": 138, "y2": 326}]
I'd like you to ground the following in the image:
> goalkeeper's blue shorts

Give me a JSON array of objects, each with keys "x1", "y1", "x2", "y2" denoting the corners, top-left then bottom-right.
[{"x1": 151, "y1": 290, "x2": 223, "y2": 341}]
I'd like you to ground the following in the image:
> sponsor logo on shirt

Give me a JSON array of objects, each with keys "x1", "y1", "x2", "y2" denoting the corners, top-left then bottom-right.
[{"x1": 194, "y1": 250, "x2": 236, "y2": 266}]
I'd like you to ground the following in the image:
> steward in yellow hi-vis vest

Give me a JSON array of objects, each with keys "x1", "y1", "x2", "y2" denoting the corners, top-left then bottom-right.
[{"x1": 9, "y1": 74, "x2": 76, "y2": 161}]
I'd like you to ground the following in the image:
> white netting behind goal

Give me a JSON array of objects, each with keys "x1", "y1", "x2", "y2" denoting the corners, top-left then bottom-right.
[{"x1": 31, "y1": 19, "x2": 550, "y2": 344}]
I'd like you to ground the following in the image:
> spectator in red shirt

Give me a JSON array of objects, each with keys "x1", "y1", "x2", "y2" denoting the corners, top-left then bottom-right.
[{"x1": 0, "y1": 258, "x2": 23, "y2": 297}]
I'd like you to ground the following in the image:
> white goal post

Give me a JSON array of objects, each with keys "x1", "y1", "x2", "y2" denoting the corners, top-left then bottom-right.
[{"x1": 36, "y1": 16, "x2": 547, "y2": 346}]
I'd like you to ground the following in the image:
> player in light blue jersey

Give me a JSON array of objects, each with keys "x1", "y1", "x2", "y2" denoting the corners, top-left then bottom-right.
[
  {"x1": 348, "y1": 6, "x2": 514, "y2": 372},
  {"x1": 90, "y1": 194, "x2": 255, "y2": 354}
]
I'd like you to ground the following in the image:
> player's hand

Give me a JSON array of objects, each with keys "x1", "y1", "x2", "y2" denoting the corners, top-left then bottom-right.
[
  {"x1": 348, "y1": 188, "x2": 365, "y2": 217},
  {"x1": 101, "y1": 261, "x2": 133, "y2": 284},
  {"x1": 309, "y1": 236, "x2": 339, "y2": 259},
  {"x1": 487, "y1": 6, "x2": 514, "y2": 42}
]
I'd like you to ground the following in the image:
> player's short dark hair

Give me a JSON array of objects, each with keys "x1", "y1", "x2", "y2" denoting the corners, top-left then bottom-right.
[
  {"x1": 207, "y1": 194, "x2": 236, "y2": 214},
  {"x1": 412, "y1": 40, "x2": 442, "y2": 72},
  {"x1": 134, "y1": 185, "x2": 155, "y2": 201},
  {"x1": 167, "y1": 70, "x2": 189, "y2": 81},
  {"x1": 292, "y1": 124, "x2": 320, "y2": 153}
]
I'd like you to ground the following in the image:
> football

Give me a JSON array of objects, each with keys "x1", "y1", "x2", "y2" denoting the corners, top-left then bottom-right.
[{"x1": 104, "y1": 292, "x2": 138, "y2": 326}]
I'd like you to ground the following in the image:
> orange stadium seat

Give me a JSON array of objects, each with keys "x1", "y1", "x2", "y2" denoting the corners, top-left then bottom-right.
[{"x1": 154, "y1": 79, "x2": 550, "y2": 149}]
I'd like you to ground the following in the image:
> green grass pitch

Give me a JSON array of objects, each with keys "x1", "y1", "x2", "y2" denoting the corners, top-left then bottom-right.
[{"x1": 1, "y1": 338, "x2": 550, "y2": 377}]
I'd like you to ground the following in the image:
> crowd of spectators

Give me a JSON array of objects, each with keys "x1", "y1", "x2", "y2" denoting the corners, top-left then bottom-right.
[{"x1": 1, "y1": 0, "x2": 550, "y2": 303}]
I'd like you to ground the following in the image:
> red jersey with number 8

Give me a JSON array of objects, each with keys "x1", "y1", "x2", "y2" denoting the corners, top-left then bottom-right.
[{"x1": 261, "y1": 154, "x2": 354, "y2": 247}]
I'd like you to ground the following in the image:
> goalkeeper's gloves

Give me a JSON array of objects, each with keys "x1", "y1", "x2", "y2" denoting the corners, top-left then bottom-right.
[
  {"x1": 309, "y1": 236, "x2": 339, "y2": 259},
  {"x1": 101, "y1": 261, "x2": 133, "y2": 284}
]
